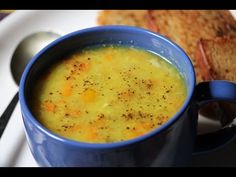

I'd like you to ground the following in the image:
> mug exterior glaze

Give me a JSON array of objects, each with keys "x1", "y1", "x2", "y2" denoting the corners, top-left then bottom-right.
[{"x1": 19, "y1": 26, "x2": 236, "y2": 167}]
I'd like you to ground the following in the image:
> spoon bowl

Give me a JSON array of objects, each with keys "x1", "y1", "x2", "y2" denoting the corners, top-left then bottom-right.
[{"x1": 10, "y1": 31, "x2": 61, "y2": 85}]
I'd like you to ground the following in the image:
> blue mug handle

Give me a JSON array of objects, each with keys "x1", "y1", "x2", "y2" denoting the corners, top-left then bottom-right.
[{"x1": 194, "y1": 80, "x2": 236, "y2": 154}]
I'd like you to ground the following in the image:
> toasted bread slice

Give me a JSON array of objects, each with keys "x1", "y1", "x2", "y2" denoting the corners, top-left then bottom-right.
[
  {"x1": 196, "y1": 37, "x2": 236, "y2": 81},
  {"x1": 196, "y1": 37, "x2": 236, "y2": 125}
]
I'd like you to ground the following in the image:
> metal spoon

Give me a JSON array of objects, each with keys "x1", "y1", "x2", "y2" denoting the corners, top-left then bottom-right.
[{"x1": 0, "y1": 31, "x2": 61, "y2": 138}]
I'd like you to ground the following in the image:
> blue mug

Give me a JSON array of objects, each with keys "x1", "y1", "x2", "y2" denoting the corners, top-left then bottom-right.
[{"x1": 19, "y1": 26, "x2": 236, "y2": 167}]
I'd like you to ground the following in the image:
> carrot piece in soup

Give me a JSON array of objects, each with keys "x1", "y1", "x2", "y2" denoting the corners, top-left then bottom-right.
[
  {"x1": 118, "y1": 89, "x2": 135, "y2": 101},
  {"x1": 84, "y1": 127, "x2": 98, "y2": 141},
  {"x1": 62, "y1": 83, "x2": 72, "y2": 97},
  {"x1": 68, "y1": 125, "x2": 80, "y2": 133},
  {"x1": 104, "y1": 54, "x2": 113, "y2": 61},
  {"x1": 69, "y1": 109, "x2": 81, "y2": 118},
  {"x1": 131, "y1": 122, "x2": 147, "y2": 137},
  {"x1": 42, "y1": 101, "x2": 56, "y2": 113},
  {"x1": 80, "y1": 89, "x2": 97, "y2": 102},
  {"x1": 79, "y1": 62, "x2": 90, "y2": 71}
]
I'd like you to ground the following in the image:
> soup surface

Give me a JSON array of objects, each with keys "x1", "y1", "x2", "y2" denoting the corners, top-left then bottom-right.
[{"x1": 31, "y1": 45, "x2": 187, "y2": 143}]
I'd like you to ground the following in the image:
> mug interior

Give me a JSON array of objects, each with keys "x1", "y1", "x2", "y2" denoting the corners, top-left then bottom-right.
[{"x1": 19, "y1": 26, "x2": 195, "y2": 147}]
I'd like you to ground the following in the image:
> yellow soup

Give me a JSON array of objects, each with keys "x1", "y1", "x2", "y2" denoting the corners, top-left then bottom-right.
[{"x1": 31, "y1": 45, "x2": 187, "y2": 143}]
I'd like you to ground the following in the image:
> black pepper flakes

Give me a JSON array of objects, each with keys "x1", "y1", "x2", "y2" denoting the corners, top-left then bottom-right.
[
  {"x1": 147, "y1": 84, "x2": 152, "y2": 89},
  {"x1": 62, "y1": 125, "x2": 69, "y2": 128},
  {"x1": 98, "y1": 114, "x2": 105, "y2": 119},
  {"x1": 128, "y1": 113, "x2": 133, "y2": 119},
  {"x1": 157, "y1": 122, "x2": 162, "y2": 125}
]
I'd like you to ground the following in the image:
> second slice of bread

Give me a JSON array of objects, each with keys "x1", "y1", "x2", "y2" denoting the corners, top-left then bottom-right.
[{"x1": 196, "y1": 37, "x2": 236, "y2": 126}]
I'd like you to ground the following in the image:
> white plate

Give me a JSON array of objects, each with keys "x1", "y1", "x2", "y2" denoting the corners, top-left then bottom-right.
[{"x1": 0, "y1": 10, "x2": 235, "y2": 167}]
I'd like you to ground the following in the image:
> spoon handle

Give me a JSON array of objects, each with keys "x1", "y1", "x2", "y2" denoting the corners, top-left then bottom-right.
[{"x1": 0, "y1": 92, "x2": 19, "y2": 138}]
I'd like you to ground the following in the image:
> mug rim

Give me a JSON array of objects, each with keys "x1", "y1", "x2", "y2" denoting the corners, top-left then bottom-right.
[{"x1": 19, "y1": 25, "x2": 196, "y2": 149}]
